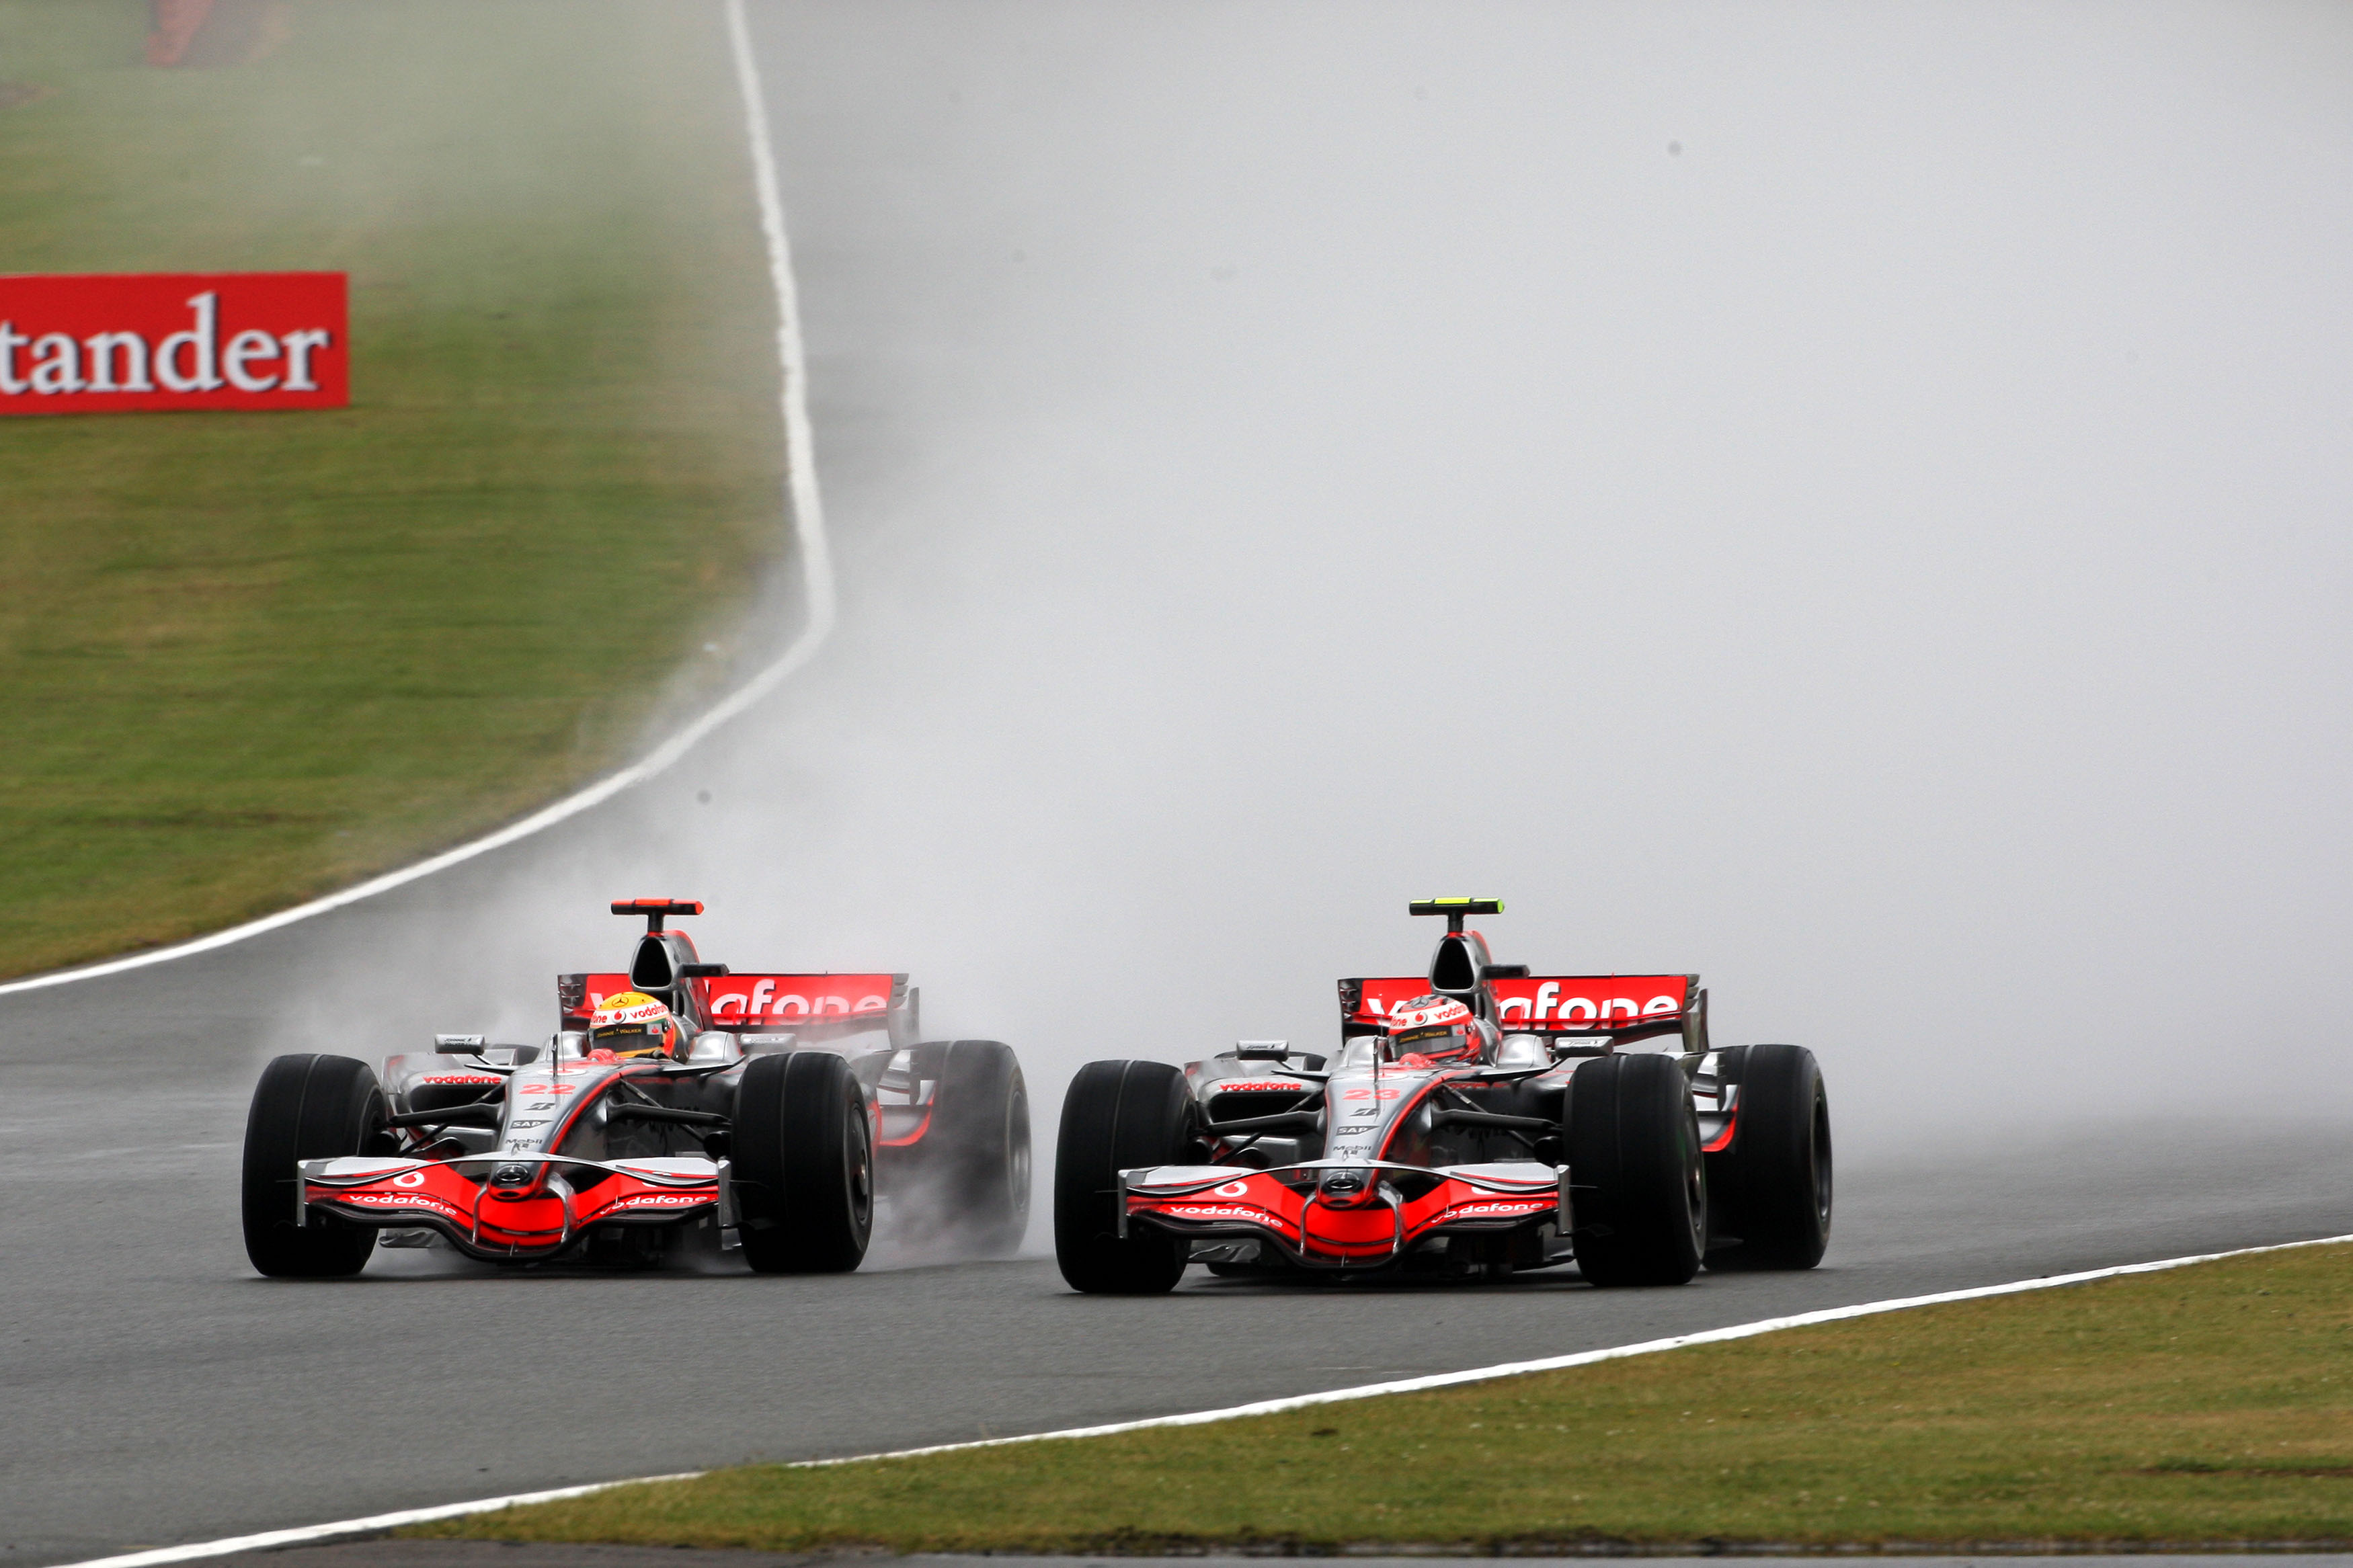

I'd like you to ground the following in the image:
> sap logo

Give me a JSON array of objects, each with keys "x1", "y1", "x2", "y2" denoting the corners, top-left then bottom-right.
[{"x1": 1498, "y1": 987, "x2": 1680, "y2": 1024}]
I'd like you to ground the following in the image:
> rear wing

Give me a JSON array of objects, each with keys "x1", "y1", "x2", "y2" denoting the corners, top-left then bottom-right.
[
  {"x1": 560, "y1": 971, "x2": 915, "y2": 1042},
  {"x1": 1340, "y1": 973, "x2": 1704, "y2": 1049}
]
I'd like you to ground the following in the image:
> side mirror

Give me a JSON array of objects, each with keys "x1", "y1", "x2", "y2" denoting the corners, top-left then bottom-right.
[
  {"x1": 686, "y1": 1030, "x2": 742, "y2": 1064},
  {"x1": 432, "y1": 1034, "x2": 487, "y2": 1055}
]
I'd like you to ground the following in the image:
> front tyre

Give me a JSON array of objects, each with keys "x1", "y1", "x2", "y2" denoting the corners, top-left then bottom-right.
[
  {"x1": 734, "y1": 1050, "x2": 874, "y2": 1274},
  {"x1": 1566, "y1": 1052, "x2": 1706, "y2": 1287},
  {"x1": 1708, "y1": 1043, "x2": 1831, "y2": 1270},
  {"x1": 241, "y1": 1054, "x2": 391, "y2": 1278},
  {"x1": 1053, "y1": 1059, "x2": 1196, "y2": 1294}
]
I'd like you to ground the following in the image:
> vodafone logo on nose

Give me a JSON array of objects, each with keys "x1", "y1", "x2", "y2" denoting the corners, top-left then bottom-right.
[{"x1": 0, "y1": 272, "x2": 347, "y2": 415}]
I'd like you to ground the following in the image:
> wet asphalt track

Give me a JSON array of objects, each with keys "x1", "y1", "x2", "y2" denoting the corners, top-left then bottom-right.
[
  {"x1": 5, "y1": 925, "x2": 2348, "y2": 1568},
  {"x1": 8, "y1": 5, "x2": 2353, "y2": 1565}
]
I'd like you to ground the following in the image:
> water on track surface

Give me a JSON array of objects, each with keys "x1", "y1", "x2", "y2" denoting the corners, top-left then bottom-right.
[
  {"x1": 9, "y1": 2, "x2": 2353, "y2": 1563},
  {"x1": 3, "y1": 995, "x2": 2346, "y2": 1566}
]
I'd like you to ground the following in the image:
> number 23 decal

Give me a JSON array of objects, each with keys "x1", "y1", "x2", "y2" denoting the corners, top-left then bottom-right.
[{"x1": 1340, "y1": 1087, "x2": 1404, "y2": 1100}]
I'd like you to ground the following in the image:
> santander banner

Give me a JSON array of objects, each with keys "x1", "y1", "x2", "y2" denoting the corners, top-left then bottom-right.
[{"x1": 0, "y1": 272, "x2": 347, "y2": 415}]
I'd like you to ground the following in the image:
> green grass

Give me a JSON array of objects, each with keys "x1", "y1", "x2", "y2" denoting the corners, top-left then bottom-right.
[
  {"x1": 0, "y1": 1, "x2": 782, "y2": 975},
  {"x1": 415, "y1": 1243, "x2": 2353, "y2": 1552}
]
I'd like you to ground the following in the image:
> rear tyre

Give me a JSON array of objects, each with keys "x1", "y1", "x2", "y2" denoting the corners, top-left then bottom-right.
[
  {"x1": 924, "y1": 1040, "x2": 1031, "y2": 1256},
  {"x1": 241, "y1": 1054, "x2": 391, "y2": 1279},
  {"x1": 1054, "y1": 1059, "x2": 1197, "y2": 1294},
  {"x1": 734, "y1": 1050, "x2": 874, "y2": 1274},
  {"x1": 1706, "y1": 1043, "x2": 1831, "y2": 1271},
  {"x1": 1566, "y1": 1052, "x2": 1706, "y2": 1287}
]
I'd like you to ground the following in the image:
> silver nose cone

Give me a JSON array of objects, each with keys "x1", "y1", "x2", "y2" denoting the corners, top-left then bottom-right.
[{"x1": 1318, "y1": 1165, "x2": 1378, "y2": 1207}]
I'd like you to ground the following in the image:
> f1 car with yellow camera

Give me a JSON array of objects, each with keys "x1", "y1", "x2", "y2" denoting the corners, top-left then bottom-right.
[
  {"x1": 241, "y1": 899, "x2": 1029, "y2": 1276},
  {"x1": 1053, "y1": 899, "x2": 1828, "y2": 1292}
]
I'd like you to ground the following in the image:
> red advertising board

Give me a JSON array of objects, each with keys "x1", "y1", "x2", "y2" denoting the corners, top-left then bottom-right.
[{"x1": 0, "y1": 272, "x2": 347, "y2": 415}]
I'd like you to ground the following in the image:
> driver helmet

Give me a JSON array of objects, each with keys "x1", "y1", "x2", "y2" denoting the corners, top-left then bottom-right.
[
  {"x1": 589, "y1": 991, "x2": 684, "y2": 1061},
  {"x1": 1386, "y1": 994, "x2": 1485, "y2": 1067}
]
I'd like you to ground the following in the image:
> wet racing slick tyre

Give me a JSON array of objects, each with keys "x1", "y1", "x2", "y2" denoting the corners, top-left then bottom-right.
[
  {"x1": 242, "y1": 1054, "x2": 393, "y2": 1278},
  {"x1": 926, "y1": 1040, "x2": 1032, "y2": 1256},
  {"x1": 1704, "y1": 1043, "x2": 1831, "y2": 1271},
  {"x1": 733, "y1": 1050, "x2": 874, "y2": 1274},
  {"x1": 1566, "y1": 1051, "x2": 1706, "y2": 1287},
  {"x1": 1055, "y1": 1059, "x2": 1198, "y2": 1294}
]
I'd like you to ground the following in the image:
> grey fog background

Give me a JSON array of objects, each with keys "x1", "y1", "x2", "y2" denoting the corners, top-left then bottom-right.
[
  {"x1": 13, "y1": 6, "x2": 2353, "y2": 1557},
  {"x1": 281, "y1": 0, "x2": 2353, "y2": 1177}
]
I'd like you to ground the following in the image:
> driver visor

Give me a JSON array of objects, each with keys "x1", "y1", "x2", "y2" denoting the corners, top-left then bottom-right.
[
  {"x1": 1392, "y1": 1023, "x2": 1472, "y2": 1058},
  {"x1": 592, "y1": 1022, "x2": 670, "y2": 1057}
]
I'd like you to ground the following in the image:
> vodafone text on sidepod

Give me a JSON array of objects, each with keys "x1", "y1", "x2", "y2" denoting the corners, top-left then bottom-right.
[{"x1": 0, "y1": 271, "x2": 347, "y2": 415}]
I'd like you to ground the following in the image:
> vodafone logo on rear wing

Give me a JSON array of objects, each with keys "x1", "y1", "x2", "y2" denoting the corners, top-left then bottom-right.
[
  {"x1": 1492, "y1": 975, "x2": 1691, "y2": 1030},
  {"x1": 703, "y1": 974, "x2": 899, "y2": 1023},
  {"x1": 1343, "y1": 974, "x2": 1695, "y2": 1032},
  {"x1": 561, "y1": 971, "x2": 905, "y2": 1026}
]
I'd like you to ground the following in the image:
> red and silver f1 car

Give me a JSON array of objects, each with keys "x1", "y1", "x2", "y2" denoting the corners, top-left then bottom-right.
[
  {"x1": 242, "y1": 899, "x2": 1030, "y2": 1277},
  {"x1": 1053, "y1": 899, "x2": 1829, "y2": 1292}
]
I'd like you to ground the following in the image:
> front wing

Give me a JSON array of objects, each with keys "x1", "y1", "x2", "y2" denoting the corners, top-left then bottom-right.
[
  {"x1": 1122, "y1": 1159, "x2": 1566, "y2": 1267},
  {"x1": 296, "y1": 1154, "x2": 722, "y2": 1262}
]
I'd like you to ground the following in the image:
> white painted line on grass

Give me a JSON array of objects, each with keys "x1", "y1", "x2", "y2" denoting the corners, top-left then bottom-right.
[
  {"x1": 0, "y1": 0, "x2": 829, "y2": 1002},
  {"x1": 53, "y1": 1232, "x2": 2353, "y2": 1568},
  {"x1": 48, "y1": 1476, "x2": 701, "y2": 1568},
  {"x1": 791, "y1": 1229, "x2": 2353, "y2": 1465}
]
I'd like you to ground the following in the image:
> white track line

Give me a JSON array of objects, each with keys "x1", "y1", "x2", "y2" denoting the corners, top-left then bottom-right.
[
  {"x1": 50, "y1": 1477, "x2": 702, "y2": 1568},
  {"x1": 54, "y1": 1233, "x2": 2353, "y2": 1568},
  {"x1": 0, "y1": 0, "x2": 828, "y2": 1002}
]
